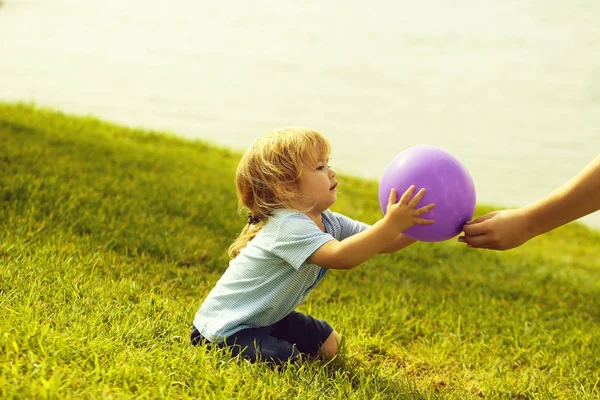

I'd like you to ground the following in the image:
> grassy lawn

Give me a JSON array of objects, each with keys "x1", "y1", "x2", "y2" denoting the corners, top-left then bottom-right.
[{"x1": 1, "y1": 103, "x2": 599, "y2": 399}]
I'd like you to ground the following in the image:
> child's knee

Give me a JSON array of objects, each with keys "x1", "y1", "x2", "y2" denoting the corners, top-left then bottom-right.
[{"x1": 319, "y1": 330, "x2": 341, "y2": 360}]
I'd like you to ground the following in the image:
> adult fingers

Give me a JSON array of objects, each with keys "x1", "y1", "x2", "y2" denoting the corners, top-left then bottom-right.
[
  {"x1": 462, "y1": 234, "x2": 493, "y2": 248},
  {"x1": 462, "y1": 214, "x2": 495, "y2": 236},
  {"x1": 468, "y1": 212, "x2": 496, "y2": 224},
  {"x1": 458, "y1": 237, "x2": 493, "y2": 249},
  {"x1": 463, "y1": 211, "x2": 496, "y2": 226}
]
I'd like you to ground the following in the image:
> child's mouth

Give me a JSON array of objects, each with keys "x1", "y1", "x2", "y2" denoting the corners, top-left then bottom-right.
[{"x1": 330, "y1": 183, "x2": 338, "y2": 191}]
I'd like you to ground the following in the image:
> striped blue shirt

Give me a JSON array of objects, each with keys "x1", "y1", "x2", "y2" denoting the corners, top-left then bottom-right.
[{"x1": 193, "y1": 209, "x2": 370, "y2": 343}]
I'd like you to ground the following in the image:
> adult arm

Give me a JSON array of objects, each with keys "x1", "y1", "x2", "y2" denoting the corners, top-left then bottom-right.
[{"x1": 460, "y1": 155, "x2": 600, "y2": 250}]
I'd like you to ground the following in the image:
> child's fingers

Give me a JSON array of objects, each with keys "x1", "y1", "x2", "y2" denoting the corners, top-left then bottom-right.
[
  {"x1": 408, "y1": 188, "x2": 427, "y2": 208},
  {"x1": 398, "y1": 185, "x2": 416, "y2": 205},
  {"x1": 413, "y1": 217, "x2": 435, "y2": 225},
  {"x1": 388, "y1": 188, "x2": 397, "y2": 206},
  {"x1": 415, "y1": 203, "x2": 435, "y2": 216},
  {"x1": 413, "y1": 203, "x2": 435, "y2": 224}
]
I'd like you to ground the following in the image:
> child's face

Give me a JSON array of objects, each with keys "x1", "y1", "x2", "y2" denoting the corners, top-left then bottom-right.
[{"x1": 297, "y1": 157, "x2": 337, "y2": 215}]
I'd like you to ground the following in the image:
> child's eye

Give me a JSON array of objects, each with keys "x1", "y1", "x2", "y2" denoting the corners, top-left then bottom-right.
[{"x1": 316, "y1": 166, "x2": 325, "y2": 171}]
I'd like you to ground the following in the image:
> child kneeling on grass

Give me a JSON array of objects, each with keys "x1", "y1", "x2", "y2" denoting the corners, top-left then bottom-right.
[{"x1": 191, "y1": 127, "x2": 434, "y2": 365}]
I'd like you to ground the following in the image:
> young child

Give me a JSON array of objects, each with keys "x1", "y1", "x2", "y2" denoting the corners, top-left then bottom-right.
[{"x1": 191, "y1": 127, "x2": 435, "y2": 365}]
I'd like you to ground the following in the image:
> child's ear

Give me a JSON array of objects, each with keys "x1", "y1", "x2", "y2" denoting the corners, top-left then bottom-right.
[{"x1": 274, "y1": 182, "x2": 297, "y2": 203}]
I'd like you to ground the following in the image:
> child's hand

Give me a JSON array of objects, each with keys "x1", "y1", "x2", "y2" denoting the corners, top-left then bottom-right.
[{"x1": 385, "y1": 186, "x2": 435, "y2": 233}]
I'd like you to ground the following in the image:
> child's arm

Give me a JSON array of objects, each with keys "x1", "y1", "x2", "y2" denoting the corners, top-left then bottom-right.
[
  {"x1": 308, "y1": 186, "x2": 434, "y2": 269},
  {"x1": 378, "y1": 234, "x2": 416, "y2": 253}
]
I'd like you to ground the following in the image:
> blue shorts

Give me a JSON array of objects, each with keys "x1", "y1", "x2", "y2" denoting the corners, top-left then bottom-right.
[{"x1": 191, "y1": 311, "x2": 334, "y2": 365}]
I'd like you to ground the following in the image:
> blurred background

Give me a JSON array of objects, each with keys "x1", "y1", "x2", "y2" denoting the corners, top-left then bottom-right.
[{"x1": 1, "y1": 0, "x2": 599, "y2": 228}]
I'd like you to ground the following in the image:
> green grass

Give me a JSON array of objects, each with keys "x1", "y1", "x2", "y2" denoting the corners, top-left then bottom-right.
[{"x1": 1, "y1": 102, "x2": 599, "y2": 399}]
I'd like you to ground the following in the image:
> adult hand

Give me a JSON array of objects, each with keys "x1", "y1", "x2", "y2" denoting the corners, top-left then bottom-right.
[{"x1": 458, "y1": 209, "x2": 533, "y2": 250}]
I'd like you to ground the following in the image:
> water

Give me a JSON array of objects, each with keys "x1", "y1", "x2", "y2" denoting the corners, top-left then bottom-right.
[{"x1": 2, "y1": 0, "x2": 599, "y2": 229}]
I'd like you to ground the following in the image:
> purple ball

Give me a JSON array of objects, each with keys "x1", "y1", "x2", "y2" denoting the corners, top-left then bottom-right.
[{"x1": 378, "y1": 145, "x2": 476, "y2": 242}]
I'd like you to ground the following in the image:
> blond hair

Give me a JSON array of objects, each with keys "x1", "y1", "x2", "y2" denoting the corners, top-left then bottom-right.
[{"x1": 228, "y1": 127, "x2": 331, "y2": 259}]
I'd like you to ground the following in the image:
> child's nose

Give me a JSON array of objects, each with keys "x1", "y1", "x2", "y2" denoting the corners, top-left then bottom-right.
[{"x1": 329, "y1": 169, "x2": 336, "y2": 178}]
